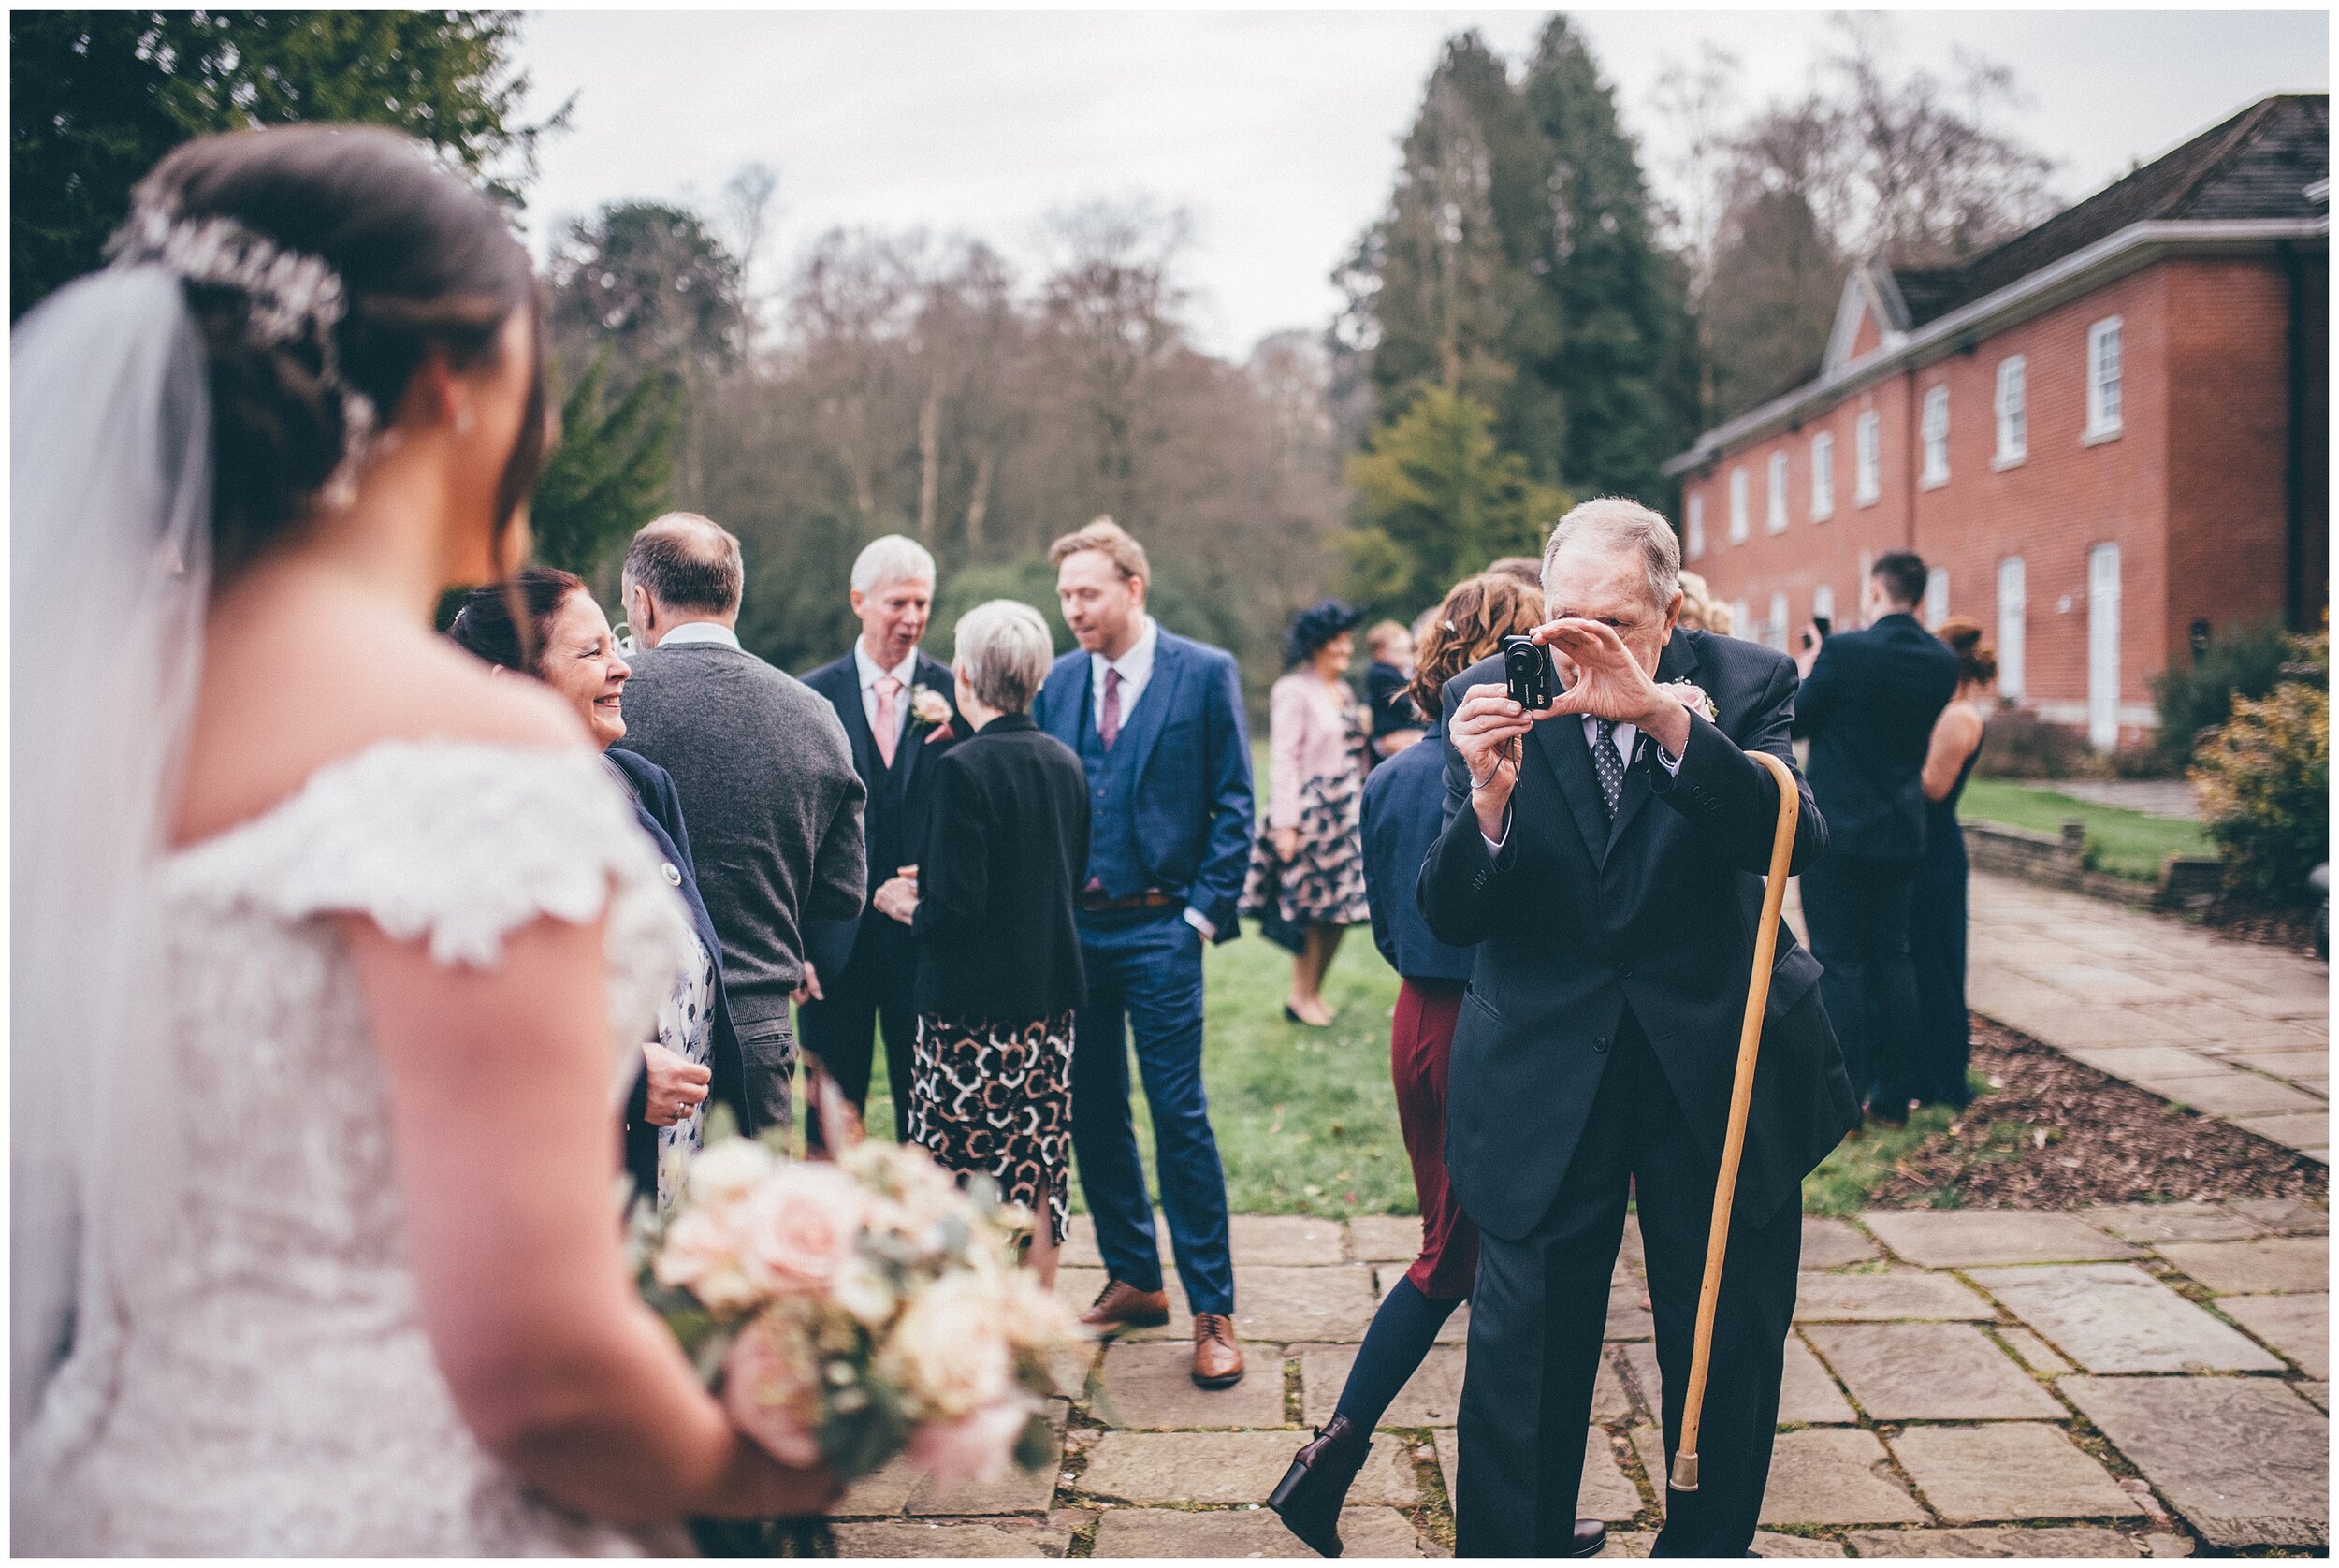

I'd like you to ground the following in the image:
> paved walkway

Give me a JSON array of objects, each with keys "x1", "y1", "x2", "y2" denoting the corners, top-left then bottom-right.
[
  {"x1": 1967, "y1": 873, "x2": 2329, "y2": 1162},
  {"x1": 830, "y1": 1205, "x2": 2327, "y2": 1558},
  {"x1": 2040, "y1": 780, "x2": 2202, "y2": 820}
]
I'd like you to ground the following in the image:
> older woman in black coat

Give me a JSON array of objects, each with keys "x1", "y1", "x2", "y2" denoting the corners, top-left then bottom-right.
[
  {"x1": 871, "y1": 600, "x2": 1087, "y2": 1284},
  {"x1": 447, "y1": 566, "x2": 750, "y2": 1209}
]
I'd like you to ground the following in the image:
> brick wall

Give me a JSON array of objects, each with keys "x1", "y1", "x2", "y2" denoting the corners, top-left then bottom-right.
[{"x1": 1678, "y1": 251, "x2": 2327, "y2": 748}]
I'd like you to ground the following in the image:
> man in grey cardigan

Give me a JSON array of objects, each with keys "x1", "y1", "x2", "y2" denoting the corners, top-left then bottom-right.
[{"x1": 614, "y1": 512, "x2": 867, "y2": 1133}]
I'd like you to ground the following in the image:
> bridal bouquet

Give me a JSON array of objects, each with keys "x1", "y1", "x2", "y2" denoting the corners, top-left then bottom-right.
[{"x1": 633, "y1": 1120, "x2": 1086, "y2": 1484}]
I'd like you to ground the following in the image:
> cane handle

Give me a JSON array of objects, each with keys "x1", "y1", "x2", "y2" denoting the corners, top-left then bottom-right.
[{"x1": 1671, "y1": 748, "x2": 1800, "y2": 1494}]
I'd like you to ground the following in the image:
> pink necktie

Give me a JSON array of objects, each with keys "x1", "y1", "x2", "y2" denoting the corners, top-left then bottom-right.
[
  {"x1": 1100, "y1": 667, "x2": 1124, "y2": 749},
  {"x1": 873, "y1": 675, "x2": 903, "y2": 767}
]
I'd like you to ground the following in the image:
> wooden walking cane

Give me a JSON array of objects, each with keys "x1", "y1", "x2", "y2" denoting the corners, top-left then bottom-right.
[{"x1": 1670, "y1": 748, "x2": 1799, "y2": 1495}]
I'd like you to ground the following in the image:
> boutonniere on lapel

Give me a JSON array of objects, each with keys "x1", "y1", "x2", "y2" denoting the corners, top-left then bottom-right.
[
  {"x1": 909, "y1": 683, "x2": 954, "y2": 741},
  {"x1": 1662, "y1": 680, "x2": 1719, "y2": 724}
]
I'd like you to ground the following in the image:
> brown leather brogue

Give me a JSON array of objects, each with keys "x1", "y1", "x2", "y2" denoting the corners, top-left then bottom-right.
[
  {"x1": 1191, "y1": 1312, "x2": 1245, "y2": 1388},
  {"x1": 1079, "y1": 1278, "x2": 1170, "y2": 1334}
]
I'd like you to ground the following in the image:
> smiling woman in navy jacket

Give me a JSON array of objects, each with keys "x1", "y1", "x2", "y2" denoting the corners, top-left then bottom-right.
[{"x1": 447, "y1": 567, "x2": 750, "y2": 1209}]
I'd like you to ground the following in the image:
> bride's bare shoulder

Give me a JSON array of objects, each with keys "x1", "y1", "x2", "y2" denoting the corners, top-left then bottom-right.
[{"x1": 177, "y1": 572, "x2": 588, "y2": 845}]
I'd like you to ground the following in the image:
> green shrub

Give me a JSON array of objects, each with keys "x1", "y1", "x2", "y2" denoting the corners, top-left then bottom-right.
[
  {"x1": 2192, "y1": 631, "x2": 2330, "y2": 906},
  {"x1": 2154, "y1": 620, "x2": 2293, "y2": 771}
]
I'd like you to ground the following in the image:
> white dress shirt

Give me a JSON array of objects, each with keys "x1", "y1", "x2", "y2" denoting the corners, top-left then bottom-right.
[
  {"x1": 1085, "y1": 617, "x2": 1215, "y2": 939},
  {"x1": 853, "y1": 640, "x2": 920, "y2": 747},
  {"x1": 1088, "y1": 615, "x2": 1159, "y2": 729},
  {"x1": 657, "y1": 620, "x2": 741, "y2": 650}
]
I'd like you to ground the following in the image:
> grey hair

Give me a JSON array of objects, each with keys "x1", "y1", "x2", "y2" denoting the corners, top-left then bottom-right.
[
  {"x1": 1541, "y1": 496, "x2": 1682, "y2": 613},
  {"x1": 851, "y1": 533, "x2": 937, "y2": 596},
  {"x1": 953, "y1": 599, "x2": 1054, "y2": 715}
]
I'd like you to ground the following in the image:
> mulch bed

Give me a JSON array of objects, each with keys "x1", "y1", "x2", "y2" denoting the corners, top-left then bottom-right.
[{"x1": 1867, "y1": 1017, "x2": 2330, "y2": 1210}]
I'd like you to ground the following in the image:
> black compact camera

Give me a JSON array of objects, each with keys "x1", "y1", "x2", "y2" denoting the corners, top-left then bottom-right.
[{"x1": 1502, "y1": 634, "x2": 1552, "y2": 710}]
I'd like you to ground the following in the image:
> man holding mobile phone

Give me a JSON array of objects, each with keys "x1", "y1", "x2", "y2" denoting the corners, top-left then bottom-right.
[{"x1": 1425, "y1": 499, "x2": 1855, "y2": 1558}]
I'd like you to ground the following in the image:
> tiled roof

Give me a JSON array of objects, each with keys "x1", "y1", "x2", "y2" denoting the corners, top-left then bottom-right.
[{"x1": 1886, "y1": 94, "x2": 2329, "y2": 327}]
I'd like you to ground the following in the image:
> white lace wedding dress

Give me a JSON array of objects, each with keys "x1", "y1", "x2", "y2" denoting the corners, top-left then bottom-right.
[{"x1": 15, "y1": 740, "x2": 697, "y2": 1554}]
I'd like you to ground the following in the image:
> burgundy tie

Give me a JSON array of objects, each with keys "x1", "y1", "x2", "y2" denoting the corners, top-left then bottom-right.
[{"x1": 1100, "y1": 666, "x2": 1124, "y2": 750}]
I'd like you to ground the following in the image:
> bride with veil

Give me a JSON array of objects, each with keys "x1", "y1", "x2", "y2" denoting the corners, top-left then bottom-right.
[{"x1": 12, "y1": 125, "x2": 835, "y2": 1551}]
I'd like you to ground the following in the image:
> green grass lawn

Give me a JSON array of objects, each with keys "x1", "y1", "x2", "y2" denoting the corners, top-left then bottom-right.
[{"x1": 1958, "y1": 777, "x2": 2214, "y2": 881}]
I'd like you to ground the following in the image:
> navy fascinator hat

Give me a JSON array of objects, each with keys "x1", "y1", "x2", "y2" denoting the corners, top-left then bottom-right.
[{"x1": 1283, "y1": 598, "x2": 1366, "y2": 667}]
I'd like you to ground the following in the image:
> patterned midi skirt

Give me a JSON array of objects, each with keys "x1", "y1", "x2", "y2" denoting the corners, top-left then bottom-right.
[
  {"x1": 908, "y1": 1010, "x2": 1075, "y2": 1246},
  {"x1": 1242, "y1": 768, "x2": 1372, "y2": 938}
]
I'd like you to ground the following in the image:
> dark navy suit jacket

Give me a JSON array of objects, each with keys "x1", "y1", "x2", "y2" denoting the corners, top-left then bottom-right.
[
  {"x1": 1789, "y1": 612, "x2": 1960, "y2": 862},
  {"x1": 1030, "y1": 627, "x2": 1256, "y2": 942},
  {"x1": 607, "y1": 748, "x2": 752, "y2": 1201},
  {"x1": 1419, "y1": 629, "x2": 1856, "y2": 1239},
  {"x1": 1361, "y1": 723, "x2": 1474, "y2": 983}
]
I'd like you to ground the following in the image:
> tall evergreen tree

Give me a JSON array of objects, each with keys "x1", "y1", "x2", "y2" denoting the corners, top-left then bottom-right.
[
  {"x1": 1341, "y1": 33, "x2": 1565, "y2": 484},
  {"x1": 1520, "y1": 16, "x2": 1699, "y2": 508}
]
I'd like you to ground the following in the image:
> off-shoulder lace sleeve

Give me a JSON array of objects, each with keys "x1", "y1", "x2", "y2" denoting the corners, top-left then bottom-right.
[{"x1": 169, "y1": 739, "x2": 694, "y2": 1070}]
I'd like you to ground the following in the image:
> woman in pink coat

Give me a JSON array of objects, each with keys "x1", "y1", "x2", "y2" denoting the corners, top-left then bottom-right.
[{"x1": 1243, "y1": 600, "x2": 1372, "y2": 1026}]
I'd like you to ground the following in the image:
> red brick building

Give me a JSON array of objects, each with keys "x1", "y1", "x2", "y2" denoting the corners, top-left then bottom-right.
[{"x1": 1666, "y1": 94, "x2": 2328, "y2": 749}]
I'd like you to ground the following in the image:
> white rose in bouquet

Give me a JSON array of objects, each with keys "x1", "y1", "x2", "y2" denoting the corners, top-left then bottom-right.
[
  {"x1": 879, "y1": 1271, "x2": 1014, "y2": 1419},
  {"x1": 740, "y1": 1163, "x2": 864, "y2": 1296}
]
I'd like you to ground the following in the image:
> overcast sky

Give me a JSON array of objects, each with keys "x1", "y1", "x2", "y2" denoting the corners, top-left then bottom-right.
[{"x1": 515, "y1": 8, "x2": 2329, "y2": 358}]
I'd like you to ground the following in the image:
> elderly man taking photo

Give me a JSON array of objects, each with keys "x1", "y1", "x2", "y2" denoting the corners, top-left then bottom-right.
[{"x1": 1421, "y1": 498, "x2": 1858, "y2": 1558}]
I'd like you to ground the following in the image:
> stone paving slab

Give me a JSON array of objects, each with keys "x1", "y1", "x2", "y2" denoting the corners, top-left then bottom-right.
[
  {"x1": 1088, "y1": 1505, "x2": 1425, "y2": 1558},
  {"x1": 1622, "y1": 1336, "x2": 1857, "y2": 1427},
  {"x1": 1968, "y1": 1263, "x2": 2287, "y2": 1373},
  {"x1": 2060, "y1": 1376, "x2": 2330, "y2": 1549},
  {"x1": 1802, "y1": 1323, "x2": 2064, "y2": 1420},
  {"x1": 1884, "y1": 1423, "x2": 2143, "y2": 1524},
  {"x1": 1432, "y1": 1426, "x2": 1643, "y2": 1524},
  {"x1": 1838, "y1": 1526, "x2": 2149, "y2": 1557},
  {"x1": 1078, "y1": 1429, "x2": 1419, "y2": 1506},
  {"x1": 2082, "y1": 1200, "x2": 2261, "y2": 1243},
  {"x1": 2157, "y1": 1234, "x2": 2328, "y2": 1294},
  {"x1": 1094, "y1": 1341, "x2": 1289, "y2": 1430},
  {"x1": 1758, "y1": 1429, "x2": 1928, "y2": 1525},
  {"x1": 2217, "y1": 1291, "x2": 2330, "y2": 1378},
  {"x1": 2226, "y1": 1196, "x2": 2331, "y2": 1234},
  {"x1": 833, "y1": 1458, "x2": 923, "y2": 1518},
  {"x1": 2299, "y1": 1381, "x2": 2332, "y2": 1410},
  {"x1": 1228, "y1": 1214, "x2": 1347, "y2": 1265},
  {"x1": 2131, "y1": 1070, "x2": 2327, "y2": 1119},
  {"x1": 1298, "y1": 1341, "x2": 1476, "y2": 1429},
  {"x1": 1230, "y1": 1264, "x2": 1382, "y2": 1342},
  {"x1": 1800, "y1": 1216, "x2": 1878, "y2": 1270},
  {"x1": 1862, "y1": 1210, "x2": 2135, "y2": 1268},
  {"x1": 2229, "y1": 1109, "x2": 2330, "y2": 1156},
  {"x1": 1605, "y1": 1281, "x2": 1654, "y2": 1340},
  {"x1": 909, "y1": 1428, "x2": 1062, "y2": 1516},
  {"x1": 835, "y1": 1519, "x2": 1071, "y2": 1557},
  {"x1": 1793, "y1": 1270, "x2": 1996, "y2": 1322},
  {"x1": 1348, "y1": 1214, "x2": 1421, "y2": 1262}
]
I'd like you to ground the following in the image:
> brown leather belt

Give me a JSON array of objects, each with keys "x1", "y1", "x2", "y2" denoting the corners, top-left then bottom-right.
[{"x1": 1081, "y1": 888, "x2": 1181, "y2": 914}]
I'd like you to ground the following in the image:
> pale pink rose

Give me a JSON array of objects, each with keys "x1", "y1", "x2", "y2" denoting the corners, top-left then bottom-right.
[
  {"x1": 740, "y1": 1163, "x2": 865, "y2": 1295},
  {"x1": 723, "y1": 1312, "x2": 824, "y2": 1467},
  {"x1": 688, "y1": 1137, "x2": 777, "y2": 1207},
  {"x1": 994, "y1": 1268, "x2": 1089, "y2": 1357},
  {"x1": 907, "y1": 1398, "x2": 1030, "y2": 1485},
  {"x1": 879, "y1": 1273, "x2": 1013, "y2": 1419},
  {"x1": 655, "y1": 1206, "x2": 761, "y2": 1317}
]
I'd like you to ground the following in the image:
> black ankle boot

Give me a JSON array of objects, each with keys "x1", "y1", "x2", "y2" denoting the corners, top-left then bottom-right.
[{"x1": 1267, "y1": 1414, "x2": 1373, "y2": 1557}]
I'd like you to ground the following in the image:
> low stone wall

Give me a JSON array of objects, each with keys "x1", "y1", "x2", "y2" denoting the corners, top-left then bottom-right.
[{"x1": 1961, "y1": 820, "x2": 2221, "y2": 912}]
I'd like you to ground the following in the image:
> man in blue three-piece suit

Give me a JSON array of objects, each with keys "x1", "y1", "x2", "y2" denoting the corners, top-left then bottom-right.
[{"x1": 1032, "y1": 518, "x2": 1256, "y2": 1391}]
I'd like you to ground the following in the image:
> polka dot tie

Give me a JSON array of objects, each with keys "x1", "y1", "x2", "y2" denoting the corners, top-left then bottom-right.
[{"x1": 1592, "y1": 718, "x2": 1626, "y2": 820}]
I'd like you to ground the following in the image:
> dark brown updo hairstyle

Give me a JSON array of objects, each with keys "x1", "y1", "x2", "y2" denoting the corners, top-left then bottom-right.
[
  {"x1": 445, "y1": 565, "x2": 588, "y2": 676},
  {"x1": 1936, "y1": 615, "x2": 1998, "y2": 687},
  {"x1": 123, "y1": 125, "x2": 547, "y2": 578},
  {"x1": 1409, "y1": 573, "x2": 1547, "y2": 719}
]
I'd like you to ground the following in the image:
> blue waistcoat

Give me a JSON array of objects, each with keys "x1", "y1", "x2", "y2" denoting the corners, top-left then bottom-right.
[{"x1": 1077, "y1": 705, "x2": 1150, "y2": 899}]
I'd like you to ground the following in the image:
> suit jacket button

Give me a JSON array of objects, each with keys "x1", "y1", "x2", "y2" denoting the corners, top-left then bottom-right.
[{"x1": 1594, "y1": 1036, "x2": 1609, "y2": 1053}]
